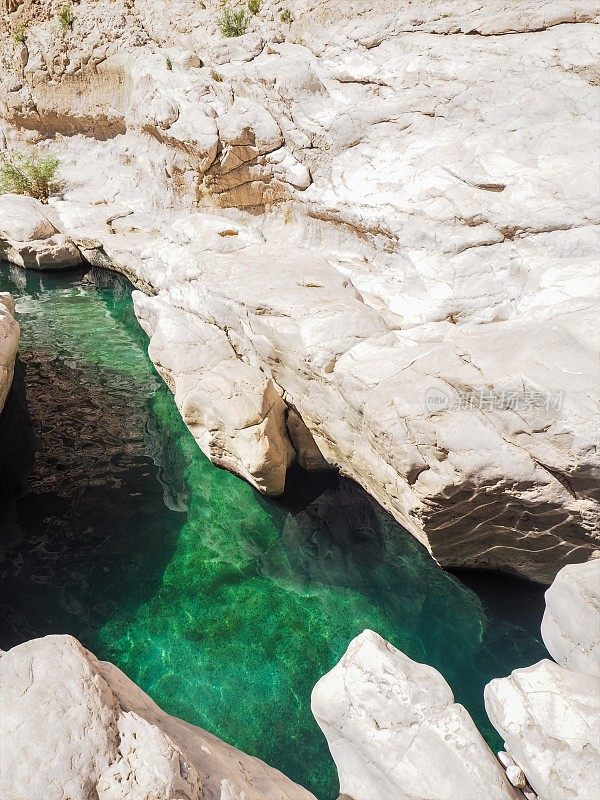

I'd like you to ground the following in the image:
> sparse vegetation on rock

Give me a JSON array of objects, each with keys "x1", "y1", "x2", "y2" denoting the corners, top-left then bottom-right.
[
  {"x1": 58, "y1": 3, "x2": 75, "y2": 34},
  {"x1": 248, "y1": 0, "x2": 261, "y2": 15},
  {"x1": 218, "y1": 5, "x2": 250, "y2": 37},
  {"x1": 0, "y1": 150, "x2": 60, "y2": 203},
  {"x1": 280, "y1": 7, "x2": 293, "y2": 23},
  {"x1": 11, "y1": 24, "x2": 27, "y2": 45}
]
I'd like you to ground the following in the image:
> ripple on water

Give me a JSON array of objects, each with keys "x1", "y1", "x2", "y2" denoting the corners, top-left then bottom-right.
[{"x1": 0, "y1": 264, "x2": 548, "y2": 799}]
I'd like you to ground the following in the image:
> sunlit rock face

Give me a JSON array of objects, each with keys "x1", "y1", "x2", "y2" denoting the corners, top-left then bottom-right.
[
  {"x1": 485, "y1": 660, "x2": 600, "y2": 800},
  {"x1": 0, "y1": 635, "x2": 316, "y2": 800},
  {"x1": 311, "y1": 630, "x2": 518, "y2": 800},
  {"x1": 1, "y1": 0, "x2": 599, "y2": 580},
  {"x1": 0, "y1": 194, "x2": 81, "y2": 269},
  {"x1": 541, "y1": 559, "x2": 600, "y2": 676},
  {"x1": 0, "y1": 292, "x2": 18, "y2": 413},
  {"x1": 485, "y1": 560, "x2": 600, "y2": 800}
]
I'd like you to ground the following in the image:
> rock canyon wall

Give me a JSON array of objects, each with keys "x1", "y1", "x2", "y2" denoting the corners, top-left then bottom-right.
[{"x1": 1, "y1": 0, "x2": 599, "y2": 582}]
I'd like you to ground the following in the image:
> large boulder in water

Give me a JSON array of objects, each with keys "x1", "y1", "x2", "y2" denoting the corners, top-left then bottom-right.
[
  {"x1": 0, "y1": 635, "x2": 316, "y2": 800},
  {"x1": 541, "y1": 558, "x2": 600, "y2": 676},
  {"x1": 311, "y1": 630, "x2": 518, "y2": 800},
  {"x1": 485, "y1": 659, "x2": 600, "y2": 800}
]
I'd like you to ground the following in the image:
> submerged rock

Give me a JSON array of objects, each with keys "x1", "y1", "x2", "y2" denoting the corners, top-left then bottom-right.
[
  {"x1": 0, "y1": 292, "x2": 18, "y2": 413},
  {"x1": 541, "y1": 558, "x2": 600, "y2": 676},
  {"x1": 0, "y1": 635, "x2": 316, "y2": 800},
  {"x1": 311, "y1": 630, "x2": 518, "y2": 800}
]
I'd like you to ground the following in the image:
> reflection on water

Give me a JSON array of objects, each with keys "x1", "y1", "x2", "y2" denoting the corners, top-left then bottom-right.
[{"x1": 0, "y1": 265, "x2": 548, "y2": 799}]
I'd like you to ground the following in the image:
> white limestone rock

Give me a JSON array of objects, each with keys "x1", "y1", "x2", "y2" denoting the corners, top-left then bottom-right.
[
  {"x1": 542, "y1": 558, "x2": 600, "y2": 675},
  {"x1": 0, "y1": 194, "x2": 81, "y2": 269},
  {"x1": 541, "y1": 559, "x2": 600, "y2": 676},
  {"x1": 485, "y1": 659, "x2": 600, "y2": 800},
  {"x1": 0, "y1": 194, "x2": 57, "y2": 240},
  {"x1": 1, "y1": 0, "x2": 599, "y2": 579},
  {"x1": 0, "y1": 634, "x2": 316, "y2": 800},
  {"x1": 311, "y1": 630, "x2": 518, "y2": 800},
  {"x1": 133, "y1": 290, "x2": 295, "y2": 495},
  {"x1": 0, "y1": 291, "x2": 18, "y2": 413}
]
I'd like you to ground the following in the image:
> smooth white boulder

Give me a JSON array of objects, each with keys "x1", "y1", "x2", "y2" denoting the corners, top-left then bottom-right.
[
  {"x1": 541, "y1": 559, "x2": 600, "y2": 676},
  {"x1": 0, "y1": 194, "x2": 81, "y2": 269},
  {"x1": 0, "y1": 292, "x2": 18, "y2": 413},
  {"x1": 311, "y1": 630, "x2": 518, "y2": 800},
  {"x1": 0, "y1": 194, "x2": 56, "y2": 241},
  {"x1": 485, "y1": 659, "x2": 600, "y2": 800},
  {"x1": 0, "y1": 635, "x2": 316, "y2": 800}
]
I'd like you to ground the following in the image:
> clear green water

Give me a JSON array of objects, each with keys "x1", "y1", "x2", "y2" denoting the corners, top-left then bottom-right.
[{"x1": 0, "y1": 265, "x2": 548, "y2": 799}]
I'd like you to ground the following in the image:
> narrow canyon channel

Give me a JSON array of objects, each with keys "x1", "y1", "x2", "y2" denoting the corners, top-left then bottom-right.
[{"x1": 0, "y1": 264, "x2": 549, "y2": 799}]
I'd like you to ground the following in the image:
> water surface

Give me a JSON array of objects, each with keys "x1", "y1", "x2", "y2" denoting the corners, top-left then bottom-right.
[{"x1": 0, "y1": 265, "x2": 548, "y2": 799}]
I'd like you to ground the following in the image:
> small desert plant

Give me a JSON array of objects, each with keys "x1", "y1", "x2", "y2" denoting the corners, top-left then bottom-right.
[
  {"x1": 0, "y1": 150, "x2": 61, "y2": 203},
  {"x1": 11, "y1": 24, "x2": 27, "y2": 45},
  {"x1": 280, "y1": 7, "x2": 293, "y2": 23},
  {"x1": 247, "y1": 0, "x2": 260, "y2": 14},
  {"x1": 218, "y1": 5, "x2": 249, "y2": 37},
  {"x1": 58, "y1": 3, "x2": 75, "y2": 33},
  {"x1": 211, "y1": 70, "x2": 223, "y2": 82},
  {"x1": 165, "y1": 56, "x2": 173, "y2": 70}
]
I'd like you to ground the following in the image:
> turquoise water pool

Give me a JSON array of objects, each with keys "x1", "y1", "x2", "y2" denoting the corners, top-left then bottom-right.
[{"x1": 0, "y1": 265, "x2": 548, "y2": 798}]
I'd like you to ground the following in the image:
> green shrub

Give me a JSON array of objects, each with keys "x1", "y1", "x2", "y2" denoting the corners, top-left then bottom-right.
[
  {"x1": 211, "y1": 70, "x2": 223, "y2": 82},
  {"x1": 280, "y1": 7, "x2": 293, "y2": 23},
  {"x1": 247, "y1": 0, "x2": 260, "y2": 15},
  {"x1": 11, "y1": 24, "x2": 27, "y2": 45},
  {"x1": 0, "y1": 150, "x2": 61, "y2": 203},
  {"x1": 58, "y1": 3, "x2": 75, "y2": 33},
  {"x1": 165, "y1": 56, "x2": 173, "y2": 70},
  {"x1": 218, "y1": 5, "x2": 249, "y2": 37}
]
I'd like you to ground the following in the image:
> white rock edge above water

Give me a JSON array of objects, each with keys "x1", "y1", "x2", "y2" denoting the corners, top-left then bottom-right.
[
  {"x1": 485, "y1": 559, "x2": 600, "y2": 800},
  {"x1": 0, "y1": 634, "x2": 316, "y2": 800},
  {"x1": 311, "y1": 629, "x2": 519, "y2": 800},
  {"x1": 0, "y1": 291, "x2": 18, "y2": 413},
  {"x1": 1, "y1": 0, "x2": 599, "y2": 584}
]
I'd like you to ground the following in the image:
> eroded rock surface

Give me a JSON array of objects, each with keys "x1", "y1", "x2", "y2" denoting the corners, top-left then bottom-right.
[
  {"x1": 0, "y1": 291, "x2": 18, "y2": 412},
  {"x1": 485, "y1": 560, "x2": 600, "y2": 800},
  {"x1": 485, "y1": 659, "x2": 600, "y2": 800},
  {"x1": 0, "y1": 194, "x2": 81, "y2": 269},
  {"x1": 1, "y1": 0, "x2": 599, "y2": 579},
  {"x1": 311, "y1": 629, "x2": 518, "y2": 800},
  {"x1": 541, "y1": 558, "x2": 600, "y2": 676},
  {"x1": 0, "y1": 634, "x2": 316, "y2": 800}
]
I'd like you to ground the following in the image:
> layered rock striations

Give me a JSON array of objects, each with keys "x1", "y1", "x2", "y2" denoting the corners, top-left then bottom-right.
[
  {"x1": 0, "y1": 634, "x2": 317, "y2": 800},
  {"x1": 1, "y1": 0, "x2": 599, "y2": 580}
]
